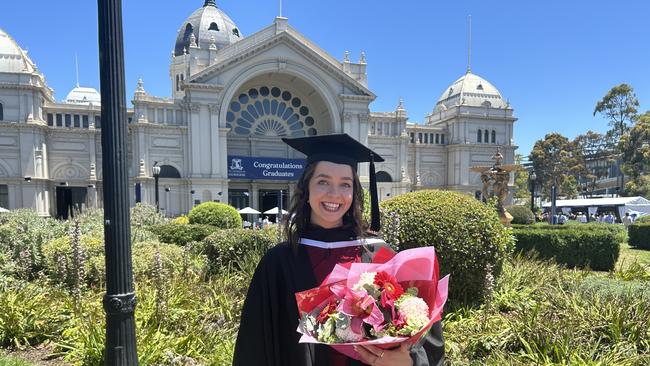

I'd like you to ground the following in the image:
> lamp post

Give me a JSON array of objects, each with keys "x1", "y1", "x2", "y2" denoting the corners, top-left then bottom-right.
[
  {"x1": 97, "y1": 0, "x2": 138, "y2": 363},
  {"x1": 529, "y1": 171, "x2": 536, "y2": 213},
  {"x1": 152, "y1": 162, "x2": 160, "y2": 212}
]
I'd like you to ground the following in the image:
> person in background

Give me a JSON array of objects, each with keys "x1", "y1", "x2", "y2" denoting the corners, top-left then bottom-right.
[{"x1": 622, "y1": 212, "x2": 633, "y2": 230}]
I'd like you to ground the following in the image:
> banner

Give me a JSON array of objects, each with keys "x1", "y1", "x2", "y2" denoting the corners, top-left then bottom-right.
[{"x1": 227, "y1": 155, "x2": 305, "y2": 180}]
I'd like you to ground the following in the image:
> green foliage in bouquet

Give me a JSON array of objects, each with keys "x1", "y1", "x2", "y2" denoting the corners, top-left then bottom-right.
[
  {"x1": 150, "y1": 223, "x2": 219, "y2": 246},
  {"x1": 506, "y1": 205, "x2": 535, "y2": 225},
  {"x1": 379, "y1": 190, "x2": 514, "y2": 305},
  {"x1": 628, "y1": 223, "x2": 650, "y2": 249},
  {"x1": 188, "y1": 202, "x2": 242, "y2": 229},
  {"x1": 202, "y1": 227, "x2": 277, "y2": 273}
]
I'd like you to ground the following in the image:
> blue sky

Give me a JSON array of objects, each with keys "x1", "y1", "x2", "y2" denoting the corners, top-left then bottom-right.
[{"x1": 1, "y1": 0, "x2": 648, "y2": 156}]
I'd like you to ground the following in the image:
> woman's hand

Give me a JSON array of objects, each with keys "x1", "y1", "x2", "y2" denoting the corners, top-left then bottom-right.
[{"x1": 354, "y1": 343, "x2": 413, "y2": 366}]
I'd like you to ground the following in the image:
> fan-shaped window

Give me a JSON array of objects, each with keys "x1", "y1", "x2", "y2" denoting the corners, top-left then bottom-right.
[
  {"x1": 376, "y1": 171, "x2": 393, "y2": 183},
  {"x1": 484, "y1": 130, "x2": 489, "y2": 144},
  {"x1": 482, "y1": 100, "x2": 491, "y2": 108},
  {"x1": 232, "y1": 28, "x2": 240, "y2": 37},
  {"x1": 491, "y1": 130, "x2": 496, "y2": 144},
  {"x1": 209, "y1": 22, "x2": 219, "y2": 31},
  {"x1": 0, "y1": 103, "x2": 3, "y2": 121},
  {"x1": 477, "y1": 83, "x2": 484, "y2": 91},
  {"x1": 159, "y1": 165, "x2": 181, "y2": 178},
  {"x1": 477, "y1": 129, "x2": 482, "y2": 143},
  {"x1": 183, "y1": 24, "x2": 194, "y2": 43}
]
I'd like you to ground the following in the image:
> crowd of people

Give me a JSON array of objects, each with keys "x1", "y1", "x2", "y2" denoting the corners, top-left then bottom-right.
[{"x1": 539, "y1": 211, "x2": 639, "y2": 227}]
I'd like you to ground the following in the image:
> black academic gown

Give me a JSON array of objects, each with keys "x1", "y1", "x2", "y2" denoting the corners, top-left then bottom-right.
[{"x1": 232, "y1": 226, "x2": 445, "y2": 366}]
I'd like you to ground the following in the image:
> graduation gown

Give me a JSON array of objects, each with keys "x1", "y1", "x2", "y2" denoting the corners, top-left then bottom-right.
[{"x1": 232, "y1": 226, "x2": 445, "y2": 366}]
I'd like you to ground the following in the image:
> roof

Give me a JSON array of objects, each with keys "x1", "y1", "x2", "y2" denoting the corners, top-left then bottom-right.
[
  {"x1": 542, "y1": 196, "x2": 650, "y2": 208},
  {"x1": 64, "y1": 86, "x2": 101, "y2": 106},
  {"x1": 0, "y1": 28, "x2": 36, "y2": 73},
  {"x1": 434, "y1": 71, "x2": 507, "y2": 111},
  {"x1": 174, "y1": 1, "x2": 242, "y2": 56}
]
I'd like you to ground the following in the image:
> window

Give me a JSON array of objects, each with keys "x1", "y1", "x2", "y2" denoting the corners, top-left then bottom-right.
[
  {"x1": 410, "y1": 132, "x2": 415, "y2": 143},
  {"x1": 232, "y1": 28, "x2": 240, "y2": 37},
  {"x1": 435, "y1": 133, "x2": 440, "y2": 144},
  {"x1": 0, "y1": 184, "x2": 7, "y2": 209},
  {"x1": 209, "y1": 22, "x2": 219, "y2": 31},
  {"x1": 491, "y1": 130, "x2": 496, "y2": 144},
  {"x1": 484, "y1": 130, "x2": 489, "y2": 144},
  {"x1": 424, "y1": 133, "x2": 428, "y2": 144},
  {"x1": 56, "y1": 114, "x2": 63, "y2": 127},
  {"x1": 82, "y1": 115, "x2": 89, "y2": 128},
  {"x1": 477, "y1": 129, "x2": 482, "y2": 143},
  {"x1": 418, "y1": 133, "x2": 422, "y2": 144},
  {"x1": 47, "y1": 113, "x2": 54, "y2": 126},
  {"x1": 0, "y1": 103, "x2": 3, "y2": 120},
  {"x1": 95, "y1": 115, "x2": 101, "y2": 129},
  {"x1": 73, "y1": 115, "x2": 80, "y2": 128},
  {"x1": 175, "y1": 75, "x2": 179, "y2": 92},
  {"x1": 65, "y1": 114, "x2": 72, "y2": 128},
  {"x1": 441, "y1": 134, "x2": 445, "y2": 144}
]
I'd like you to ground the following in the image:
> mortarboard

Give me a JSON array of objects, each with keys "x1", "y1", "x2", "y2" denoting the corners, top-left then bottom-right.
[{"x1": 282, "y1": 133, "x2": 384, "y2": 231}]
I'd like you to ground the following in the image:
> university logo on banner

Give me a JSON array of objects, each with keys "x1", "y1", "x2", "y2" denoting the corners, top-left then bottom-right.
[{"x1": 227, "y1": 156, "x2": 305, "y2": 180}]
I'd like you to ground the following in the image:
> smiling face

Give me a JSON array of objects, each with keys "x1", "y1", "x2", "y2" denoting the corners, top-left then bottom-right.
[{"x1": 307, "y1": 161, "x2": 355, "y2": 229}]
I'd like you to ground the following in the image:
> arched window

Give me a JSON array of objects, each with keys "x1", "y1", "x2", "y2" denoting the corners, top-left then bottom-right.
[
  {"x1": 376, "y1": 171, "x2": 393, "y2": 183},
  {"x1": 0, "y1": 103, "x2": 3, "y2": 121},
  {"x1": 477, "y1": 129, "x2": 482, "y2": 143},
  {"x1": 159, "y1": 165, "x2": 181, "y2": 178},
  {"x1": 175, "y1": 75, "x2": 180, "y2": 92},
  {"x1": 484, "y1": 130, "x2": 489, "y2": 144},
  {"x1": 209, "y1": 22, "x2": 219, "y2": 31},
  {"x1": 183, "y1": 24, "x2": 194, "y2": 43},
  {"x1": 232, "y1": 28, "x2": 240, "y2": 37},
  {"x1": 491, "y1": 130, "x2": 496, "y2": 144}
]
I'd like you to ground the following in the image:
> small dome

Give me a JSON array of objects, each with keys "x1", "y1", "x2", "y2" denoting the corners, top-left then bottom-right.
[
  {"x1": 434, "y1": 72, "x2": 507, "y2": 111},
  {"x1": 174, "y1": 1, "x2": 242, "y2": 56},
  {"x1": 0, "y1": 28, "x2": 36, "y2": 73},
  {"x1": 65, "y1": 86, "x2": 101, "y2": 106}
]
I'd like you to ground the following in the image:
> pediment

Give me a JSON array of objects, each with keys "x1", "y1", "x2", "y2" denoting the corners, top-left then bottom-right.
[{"x1": 190, "y1": 26, "x2": 375, "y2": 99}]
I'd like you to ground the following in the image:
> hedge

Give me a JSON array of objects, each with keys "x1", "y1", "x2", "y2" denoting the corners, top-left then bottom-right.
[
  {"x1": 506, "y1": 205, "x2": 535, "y2": 225},
  {"x1": 202, "y1": 227, "x2": 277, "y2": 272},
  {"x1": 512, "y1": 226, "x2": 620, "y2": 271},
  {"x1": 628, "y1": 223, "x2": 650, "y2": 250},
  {"x1": 151, "y1": 223, "x2": 219, "y2": 246},
  {"x1": 188, "y1": 202, "x2": 242, "y2": 229},
  {"x1": 379, "y1": 190, "x2": 514, "y2": 305}
]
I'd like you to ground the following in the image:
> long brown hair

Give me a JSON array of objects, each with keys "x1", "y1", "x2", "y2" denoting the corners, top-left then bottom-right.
[{"x1": 284, "y1": 162, "x2": 367, "y2": 253}]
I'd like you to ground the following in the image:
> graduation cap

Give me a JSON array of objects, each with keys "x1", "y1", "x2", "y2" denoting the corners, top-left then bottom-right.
[{"x1": 282, "y1": 133, "x2": 385, "y2": 231}]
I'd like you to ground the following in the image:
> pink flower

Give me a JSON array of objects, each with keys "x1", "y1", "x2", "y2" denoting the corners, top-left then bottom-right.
[{"x1": 331, "y1": 285, "x2": 384, "y2": 333}]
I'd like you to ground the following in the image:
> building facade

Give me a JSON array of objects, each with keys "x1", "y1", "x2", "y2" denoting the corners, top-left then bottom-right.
[{"x1": 0, "y1": 1, "x2": 517, "y2": 217}]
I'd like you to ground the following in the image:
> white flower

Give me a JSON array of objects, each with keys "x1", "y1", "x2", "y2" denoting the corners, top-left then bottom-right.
[
  {"x1": 397, "y1": 296, "x2": 429, "y2": 329},
  {"x1": 352, "y1": 271, "x2": 377, "y2": 292},
  {"x1": 335, "y1": 324, "x2": 365, "y2": 342}
]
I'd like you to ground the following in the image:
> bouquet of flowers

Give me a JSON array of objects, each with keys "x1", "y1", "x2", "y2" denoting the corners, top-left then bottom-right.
[{"x1": 295, "y1": 246, "x2": 449, "y2": 359}]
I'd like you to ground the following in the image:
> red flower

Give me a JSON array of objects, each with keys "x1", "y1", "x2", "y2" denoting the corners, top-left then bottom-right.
[
  {"x1": 374, "y1": 271, "x2": 404, "y2": 306},
  {"x1": 316, "y1": 299, "x2": 338, "y2": 324},
  {"x1": 392, "y1": 310, "x2": 407, "y2": 330}
]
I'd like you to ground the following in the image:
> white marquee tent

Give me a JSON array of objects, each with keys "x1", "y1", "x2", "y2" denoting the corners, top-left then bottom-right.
[{"x1": 542, "y1": 196, "x2": 650, "y2": 218}]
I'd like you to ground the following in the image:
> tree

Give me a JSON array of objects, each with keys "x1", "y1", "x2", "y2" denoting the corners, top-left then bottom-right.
[
  {"x1": 593, "y1": 83, "x2": 639, "y2": 143},
  {"x1": 513, "y1": 153, "x2": 531, "y2": 202},
  {"x1": 620, "y1": 111, "x2": 650, "y2": 181},
  {"x1": 529, "y1": 133, "x2": 586, "y2": 199}
]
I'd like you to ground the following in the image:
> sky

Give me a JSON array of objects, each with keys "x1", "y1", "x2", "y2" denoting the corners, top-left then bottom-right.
[{"x1": 1, "y1": 0, "x2": 649, "y2": 157}]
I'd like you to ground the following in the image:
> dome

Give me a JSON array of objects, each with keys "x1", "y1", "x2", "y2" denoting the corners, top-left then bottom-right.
[
  {"x1": 434, "y1": 72, "x2": 507, "y2": 111},
  {"x1": 65, "y1": 86, "x2": 101, "y2": 106},
  {"x1": 0, "y1": 28, "x2": 36, "y2": 73},
  {"x1": 173, "y1": 0, "x2": 242, "y2": 56}
]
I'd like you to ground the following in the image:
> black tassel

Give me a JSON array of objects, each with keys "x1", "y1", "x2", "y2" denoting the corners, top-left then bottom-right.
[{"x1": 369, "y1": 153, "x2": 381, "y2": 232}]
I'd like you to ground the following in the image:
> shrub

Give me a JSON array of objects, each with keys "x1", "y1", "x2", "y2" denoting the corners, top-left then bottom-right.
[
  {"x1": 628, "y1": 223, "x2": 650, "y2": 249},
  {"x1": 202, "y1": 228, "x2": 277, "y2": 272},
  {"x1": 513, "y1": 226, "x2": 620, "y2": 270},
  {"x1": 43, "y1": 234, "x2": 105, "y2": 288},
  {"x1": 188, "y1": 202, "x2": 242, "y2": 229},
  {"x1": 151, "y1": 223, "x2": 219, "y2": 246},
  {"x1": 171, "y1": 215, "x2": 189, "y2": 225},
  {"x1": 379, "y1": 190, "x2": 514, "y2": 304},
  {"x1": 506, "y1": 205, "x2": 535, "y2": 225},
  {"x1": 130, "y1": 203, "x2": 165, "y2": 227},
  {"x1": 635, "y1": 215, "x2": 650, "y2": 223}
]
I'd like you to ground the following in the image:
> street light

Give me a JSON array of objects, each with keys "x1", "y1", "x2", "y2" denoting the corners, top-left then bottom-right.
[
  {"x1": 152, "y1": 162, "x2": 161, "y2": 212},
  {"x1": 529, "y1": 171, "x2": 536, "y2": 213}
]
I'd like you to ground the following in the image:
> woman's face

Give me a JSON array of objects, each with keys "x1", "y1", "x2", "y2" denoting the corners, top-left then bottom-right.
[{"x1": 308, "y1": 161, "x2": 354, "y2": 229}]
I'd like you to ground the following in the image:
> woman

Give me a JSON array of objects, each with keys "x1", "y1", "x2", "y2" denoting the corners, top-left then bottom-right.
[{"x1": 233, "y1": 134, "x2": 444, "y2": 366}]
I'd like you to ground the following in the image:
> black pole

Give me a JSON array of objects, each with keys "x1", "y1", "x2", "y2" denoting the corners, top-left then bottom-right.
[
  {"x1": 550, "y1": 185, "x2": 557, "y2": 225},
  {"x1": 530, "y1": 182, "x2": 535, "y2": 213},
  {"x1": 154, "y1": 175, "x2": 160, "y2": 212},
  {"x1": 97, "y1": 0, "x2": 138, "y2": 364}
]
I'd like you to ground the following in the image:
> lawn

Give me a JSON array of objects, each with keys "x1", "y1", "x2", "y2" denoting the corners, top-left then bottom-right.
[{"x1": 619, "y1": 242, "x2": 650, "y2": 268}]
